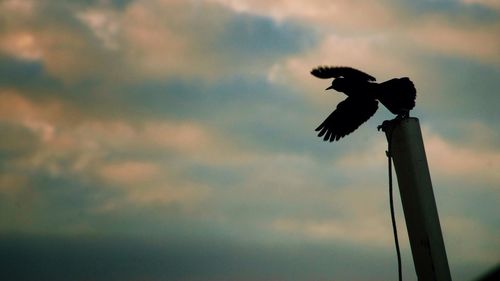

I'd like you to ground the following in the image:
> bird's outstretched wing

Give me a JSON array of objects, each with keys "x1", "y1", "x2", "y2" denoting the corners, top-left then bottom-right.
[
  {"x1": 316, "y1": 97, "x2": 379, "y2": 141},
  {"x1": 311, "y1": 66, "x2": 376, "y2": 81}
]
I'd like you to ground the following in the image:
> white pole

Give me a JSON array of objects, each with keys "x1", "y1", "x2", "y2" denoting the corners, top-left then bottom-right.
[{"x1": 381, "y1": 117, "x2": 452, "y2": 281}]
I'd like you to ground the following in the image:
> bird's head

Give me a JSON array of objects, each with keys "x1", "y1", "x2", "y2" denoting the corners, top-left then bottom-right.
[{"x1": 325, "y1": 77, "x2": 347, "y2": 92}]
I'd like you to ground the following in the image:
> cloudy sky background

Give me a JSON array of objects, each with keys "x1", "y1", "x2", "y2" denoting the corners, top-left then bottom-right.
[{"x1": 0, "y1": 0, "x2": 499, "y2": 280}]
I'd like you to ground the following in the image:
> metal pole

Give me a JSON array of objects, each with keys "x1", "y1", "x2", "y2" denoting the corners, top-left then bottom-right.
[{"x1": 380, "y1": 117, "x2": 452, "y2": 281}]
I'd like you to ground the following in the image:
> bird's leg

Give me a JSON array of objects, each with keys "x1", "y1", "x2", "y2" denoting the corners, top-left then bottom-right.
[{"x1": 397, "y1": 109, "x2": 410, "y2": 119}]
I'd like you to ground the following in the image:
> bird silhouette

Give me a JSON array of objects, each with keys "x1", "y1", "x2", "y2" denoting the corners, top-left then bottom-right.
[{"x1": 311, "y1": 66, "x2": 416, "y2": 142}]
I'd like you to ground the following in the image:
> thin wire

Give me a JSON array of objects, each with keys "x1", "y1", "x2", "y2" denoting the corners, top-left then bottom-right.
[{"x1": 387, "y1": 133, "x2": 402, "y2": 281}]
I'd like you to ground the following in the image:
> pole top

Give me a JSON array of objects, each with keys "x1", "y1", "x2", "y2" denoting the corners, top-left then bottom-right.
[{"x1": 377, "y1": 117, "x2": 420, "y2": 135}]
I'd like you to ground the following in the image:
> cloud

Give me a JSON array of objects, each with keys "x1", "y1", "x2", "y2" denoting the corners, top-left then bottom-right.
[
  {"x1": 77, "y1": 8, "x2": 120, "y2": 50},
  {"x1": 443, "y1": 216, "x2": 500, "y2": 264},
  {"x1": 270, "y1": 216, "x2": 394, "y2": 248},
  {"x1": 0, "y1": 91, "x2": 219, "y2": 211},
  {"x1": 211, "y1": 0, "x2": 500, "y2": 69},
  {"x1": 424, "y1": 126, "x2": 500, "y2": 185},
  {"x1": 98, "y1": 161, "x2": 160, "y2": 184},
  {"x1": 0, "y1": 1, "x2": 124, "y2": 82},
  {"x1": 118, "y1": 0, "x2": 315, "y2": 79},
  {"x1": 0, "y1": 0, "x2": 314, "y2": 82},
  {"x1": 405, "y1": 17, "x2": 500, "y2": 65},
  {"x1": 0, "y1": 0, "x2": 35, "y2": 15},
  {"x1": 0, "y1": 90, "x2": 64, "y2": 135},
  {"x1": 0, "y1": 32, "x2": 42, "y2": 61},
  {"x1": 268, "y1": 185, "x2": 397, "y2": 248},
  {"x1": 208, "y1": 0, "x2": 398, "y2": 29},
  {"x1": 462, "y1": 0, "x2": 500, "y2": 11}
]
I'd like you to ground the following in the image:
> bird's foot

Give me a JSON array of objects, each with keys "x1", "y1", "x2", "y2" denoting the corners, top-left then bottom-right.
[
  {"x1": 378, "y1": 111, "x2": 411, "y2": 132},
  {"x1": 377, "y1": 120, "x2": 396, "y2": 132}
]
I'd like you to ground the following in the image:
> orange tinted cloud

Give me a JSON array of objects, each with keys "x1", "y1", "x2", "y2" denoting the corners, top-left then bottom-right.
[{"x1": 425, "y1": 130, "x2": 500, "y2": 184}]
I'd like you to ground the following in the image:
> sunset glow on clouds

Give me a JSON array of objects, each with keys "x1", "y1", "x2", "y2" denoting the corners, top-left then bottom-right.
[{"x1": 1, "y1": 0, "x2": 499, "y2": 280}]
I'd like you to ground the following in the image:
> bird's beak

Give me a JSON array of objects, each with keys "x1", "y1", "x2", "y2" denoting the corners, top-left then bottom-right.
[{"x1": 325, "y1": 86, "x2": 334, "y2": 90}]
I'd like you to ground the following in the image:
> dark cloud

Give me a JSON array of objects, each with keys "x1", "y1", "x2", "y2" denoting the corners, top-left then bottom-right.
[
  {"x1": 0, "y1": 121, "x2": 41, "y2": 161},
  {"x1": 76, "y1": 0, "x2": 134, "y2": 9},
  {"x1": 434, "y1": 176, "x2": 500, "y2": 228},
  {"x1": 434, "y1": 59, "x2": 500, "y2": 123},
  {"x1": 0, "y1": 56, "x2": 62, "y2": 92},
  {"x1": 416, "y1": 55, "x2": 500, "y2": 146},
  {"x1": 216, "y1": 13, "x2": 317, "y2": 62},
  {"x1": 0, "y1": 170, "x2": 118, "y2": 233},
  {"x1": 395, "y1": 0, "x2": 499, "y2": 22},
  {"x1": 0, "y1": 233, "x2": 403, "y2": 281}
]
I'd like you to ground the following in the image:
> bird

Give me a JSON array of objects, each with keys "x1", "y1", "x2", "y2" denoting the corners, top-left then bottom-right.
[{"x1": 311, "y1": 66, "x2": 416, "y2": 142}]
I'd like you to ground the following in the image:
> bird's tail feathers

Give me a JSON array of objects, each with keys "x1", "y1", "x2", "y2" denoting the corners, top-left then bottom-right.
[{"x1": 376, "y1": 77, "x2": 416, "y2": 115}]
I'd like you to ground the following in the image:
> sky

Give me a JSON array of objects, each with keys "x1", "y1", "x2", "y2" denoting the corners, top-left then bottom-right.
[{"x1": 0, "y1": 0, "x2": 499, "y2": 280}]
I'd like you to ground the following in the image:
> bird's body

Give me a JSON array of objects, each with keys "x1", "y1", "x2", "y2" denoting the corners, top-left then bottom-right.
[{"x1": 311, "y1": 66, "x2": 416, "y2": 142}]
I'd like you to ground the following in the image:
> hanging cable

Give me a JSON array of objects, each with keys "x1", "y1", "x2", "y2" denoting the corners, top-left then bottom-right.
[{"x1": 386, "y1": 130, "x2": 402, "y2": 281}]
